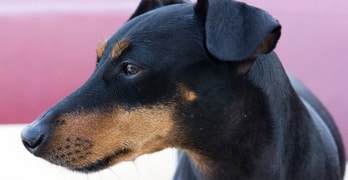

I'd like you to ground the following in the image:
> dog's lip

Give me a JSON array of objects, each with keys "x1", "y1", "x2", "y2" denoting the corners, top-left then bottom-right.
[{"x1": 72, "y1": 148, "x2": 131, "y2": 173}]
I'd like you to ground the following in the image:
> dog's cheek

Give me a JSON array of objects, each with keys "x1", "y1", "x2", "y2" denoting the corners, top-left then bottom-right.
[{"x1": 106, "y1": 105, "x2": 177, "y2": 157}]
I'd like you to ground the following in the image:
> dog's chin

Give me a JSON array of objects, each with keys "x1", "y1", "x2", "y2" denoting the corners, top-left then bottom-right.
[{"x1": 66, "y1": 148, "x2": 132, "y2": 173}]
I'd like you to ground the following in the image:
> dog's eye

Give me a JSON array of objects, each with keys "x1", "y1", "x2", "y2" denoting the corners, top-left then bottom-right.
[{"x1": 123, "y1": 63, "x2": 141, "y2": 76}]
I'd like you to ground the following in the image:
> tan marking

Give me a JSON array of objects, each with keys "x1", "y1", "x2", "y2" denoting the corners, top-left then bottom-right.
[
  {"x1": 177, "y1": 83, "x2": 198, "y2": 102},
  {"x1": 45, "y1": 104, "x2": 176, "y2": 169},
  {"x1": 112, "y1": 40, "x2": 130, "y2": 59},
  {"x1": 186, "y1": 150, "x2": 214, "y2": 175},
  {"x1": 96, "y1": 40, "x2": 107, "y2": 59}
]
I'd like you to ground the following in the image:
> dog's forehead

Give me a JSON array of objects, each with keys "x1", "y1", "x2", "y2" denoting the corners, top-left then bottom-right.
[
  {"x1": 110, "y1": 3, "x2": 195, "y2": 44},
  {"x1": 97, "y1": 3, "x2": 206, "y2": 68}
]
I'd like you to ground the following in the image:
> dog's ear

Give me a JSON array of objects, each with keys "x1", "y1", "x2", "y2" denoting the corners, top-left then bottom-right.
[
  {"x1": 129, "y1": 0, "x2": 190, "y2": 20},
  {"x1": 195, "y1": 0, "x2": 281, "y2": 62}
]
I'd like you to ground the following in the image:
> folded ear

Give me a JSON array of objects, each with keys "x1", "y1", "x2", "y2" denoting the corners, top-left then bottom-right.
[
  {"x1": 195, "y1": 0, "x2": 281, "y2": 62},
  {"x1": 129, "y1": 0, "x2": 190, "y2": 20}
]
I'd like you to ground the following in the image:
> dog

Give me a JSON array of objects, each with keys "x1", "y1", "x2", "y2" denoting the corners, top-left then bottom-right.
[{"x1": 21, "y1": 0, "x2": 345, "y2": 179}]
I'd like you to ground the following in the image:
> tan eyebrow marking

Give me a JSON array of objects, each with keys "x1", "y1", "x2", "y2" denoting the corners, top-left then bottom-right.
[
  {"x1": 96, "y1": 40, "x2": 107, "y2": 59},
  {"x1": 112, "y1": 40, "x2": 130, "y2": 59}
]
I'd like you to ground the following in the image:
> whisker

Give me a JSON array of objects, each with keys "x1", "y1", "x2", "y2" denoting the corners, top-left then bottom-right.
[
  {"x1": 108, "y1": 167, "x2": 121, "y2": 180},
  {"x1": 131, "y1": 161, "x2": 140, "y2": 180}
]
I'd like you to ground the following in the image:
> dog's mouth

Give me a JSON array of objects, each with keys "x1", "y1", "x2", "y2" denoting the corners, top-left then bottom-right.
[
  {"x1": 72, "y1": 148, "x2": 132, "y2": 173},
  {"x1": 46, "y1": 145, "x2": 132, "y2": 173}
]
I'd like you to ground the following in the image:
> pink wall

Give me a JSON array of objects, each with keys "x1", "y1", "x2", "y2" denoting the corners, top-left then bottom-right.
[
  {"x1": 0, "y1": 0, "x2": 347, "y2": 157},
  {"x1": 0, "y1": 0, "x2": 132, "y2": 123}
]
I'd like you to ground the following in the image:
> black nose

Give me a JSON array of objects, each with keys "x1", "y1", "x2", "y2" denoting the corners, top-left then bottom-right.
[{"x1": 21, "y1": 123, "x2": 47, "y2": 155}]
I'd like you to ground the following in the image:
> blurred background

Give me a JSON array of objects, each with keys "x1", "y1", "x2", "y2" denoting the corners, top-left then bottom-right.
[{"x1": 0, "y1": 0, "x2": 347, "y2": 179}]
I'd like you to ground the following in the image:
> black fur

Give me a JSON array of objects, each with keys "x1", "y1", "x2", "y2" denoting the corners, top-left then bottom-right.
[{"x1": 22, "y1": 0, "x2": 345, "y2": 179}]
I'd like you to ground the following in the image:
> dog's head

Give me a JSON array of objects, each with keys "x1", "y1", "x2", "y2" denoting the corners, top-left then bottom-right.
[{"x1": 21, "y1": 0, "x2": 280, "y2": 173}]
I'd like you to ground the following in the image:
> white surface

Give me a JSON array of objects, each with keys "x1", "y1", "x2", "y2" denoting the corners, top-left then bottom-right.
[
  {"x1": 0, "y1": 125, "x2": 346, "y2": 180},
  {"x1": 0, "y1": 124, "x2": 178, "y2": 180}
]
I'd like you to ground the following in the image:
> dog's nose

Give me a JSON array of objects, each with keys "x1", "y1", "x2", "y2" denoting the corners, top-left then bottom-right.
[{"x1": 21, "y1": 123, "x2": 47, "y2": 155}]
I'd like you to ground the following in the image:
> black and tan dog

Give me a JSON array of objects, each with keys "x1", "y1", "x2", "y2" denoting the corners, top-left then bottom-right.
[{"x1": 21, "y1": 0, "x2": 345, "y2": 179}]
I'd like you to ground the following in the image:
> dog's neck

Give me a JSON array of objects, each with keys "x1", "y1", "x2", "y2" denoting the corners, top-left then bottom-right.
[
  {"x1": 176, "y1": 52, "x2": 312, "y2": 179},
  {"x1": 246, "y1": 52, "x2": 310, "y2": 178}
]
